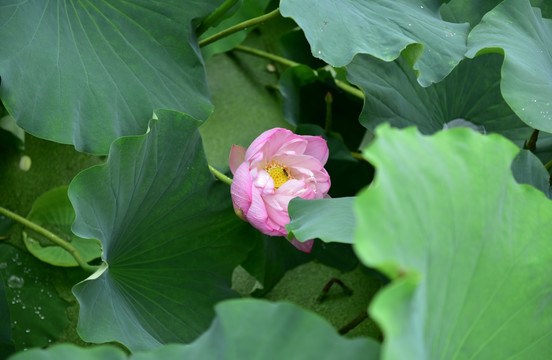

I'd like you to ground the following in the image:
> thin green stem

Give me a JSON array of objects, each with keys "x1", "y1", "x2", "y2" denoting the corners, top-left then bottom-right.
[
  {"x1": 199, "y1": 8, "x2": 281, "y2": 48},
  {"x1": 545, "y1": 159, "x2": 552, "y2": 171},
  {"x1": 334, "y1": 79, "x2": 365, "y2": 100},
  {"x1": 234, "y1": 44, "x2": 299, "y2": 67},
  {"x1": 196, "y1": 0, "x2": 240, "y2": 36},
  {"x1": 209, "y1": 165, "x2": 233, "y2": 185},
  {"x1": 0, "y1": 206, "x2": 99, "y2": 273},
  {"x1": 351, "y1": 152, "x2": 365, "y2": 161},
  {"x1": 233, "y1": 45, "x2": 365, "y2": 100}
]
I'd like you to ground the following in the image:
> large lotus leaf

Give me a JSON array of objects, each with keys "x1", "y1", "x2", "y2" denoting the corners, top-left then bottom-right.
[
  {"x1": 135, "y1": 299, "x2": 381, "y2": 360},
  {"x1": 69, "y1": 110, "x2": 253, "y2": 352},
  {"x1": 466, "y1": 0, "x2": 552, "y2": 133},
  {"x1": 347, "y1": 53, "x2": 532, "y2": 145},
  {"x1": 9, "y1": 300, "x2": 380, "y2": 360},
  {"x1": 23, "y1": 186, "x2": 101, "y2": 267},
  {"x1": 0, "y1": 244, "x2": 69, "y2": 351},
  {"x1": 0, "y1": 1, "x2": 221, "y2": 154},
  {"x1": 8, "y1": 344, "x2": 126, "y2": 360},
  {"x1": 280, "y1": 0, "x2": 470, "y2": 86},
  {"x1": 355, "y1": 125, "x2": 552, "y2": 359},
  {"x1": 287, "y1": 197, "x2": 355, "y2": 244}
]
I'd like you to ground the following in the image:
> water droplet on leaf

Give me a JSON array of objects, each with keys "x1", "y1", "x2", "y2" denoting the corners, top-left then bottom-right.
[{"x1": 7, "y1": 275, "x2": 24, "y2": 289}]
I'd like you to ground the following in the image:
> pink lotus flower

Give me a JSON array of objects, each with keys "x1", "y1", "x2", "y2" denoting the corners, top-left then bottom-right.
[{"x1": 229, "y1": 128, "x2": 331, "y2": 253}]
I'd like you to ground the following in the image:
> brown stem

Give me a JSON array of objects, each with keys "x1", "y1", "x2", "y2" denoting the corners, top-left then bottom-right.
[
  {"x1": 316, "y1": 277, "x2": 353, "y2": 303},
  {"x1": 338, "y1": 310, "x2": 368, "y2": 335}
]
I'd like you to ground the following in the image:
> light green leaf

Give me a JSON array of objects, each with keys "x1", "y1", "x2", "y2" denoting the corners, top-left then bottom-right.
[
  {"x1": 0, "y1": 1, "x2": 220, "y2": 154},
  {"x1": 280, "y1": 0, "x2": 470, "y2": 86},
  {"x1": 347, "y1": 53, "x2": 532, "y2": 145},
  {"x1": 355, "y1": 125, "x2": 552, "y2": 359},
  {"x1": 466, "y1": 0, "x2": 552, "y2": 132},
  {"x1": 287, "y1": 197, "x2": 355, "y2": 244},
  {"x1": 8, "y1": 344, "x2": 126, "y2": 360},
  {"x1": 69, "y1": 110, "x2": 253, "y2": 352},
  {"x1": 135, "y1": 299, "x2": 381, "y2": 360},
  {"x1": 23, "y1": 186, "x2": 101, "y2": 267}
]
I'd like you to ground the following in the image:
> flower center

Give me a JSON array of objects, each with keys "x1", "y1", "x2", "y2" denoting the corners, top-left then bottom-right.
[{"x1": 267, "y1": 166, "x2": 289, "y2": 189}]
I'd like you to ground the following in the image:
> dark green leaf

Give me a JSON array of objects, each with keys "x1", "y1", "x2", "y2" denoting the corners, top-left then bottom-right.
[
  {"x1": 355, "y1": 125, "x2": 552, "y2": 358},
  {"x1": 0, "y1": 115, "x2": 24, "y2": 151},
  {"x1": 69, "y1": 110, "x2": 253, "y2": 351},
  {"x1": 280, "y1": 0, "x2": 470, "y2": 86},
  {"x1": 0, "y1": 273, "x2": 15, "y2": 359},
  {"x1": 348, "y1": 54, "x2": 531, "y2": 145},
  {"x1": 241, "y1": 232, "x2": 311, "y2": 297},
  {"x1": 466, "y1": 0, "x2": 552, "y2": 133},
  {"x1": 23, "y1": 186, "x2": 101, "y2": 267},
  {"x1": 0, "y1": 1, "x2": 220, "y2": 154},
  {"x1": 511, "y1": 150, "x2": 551, "y2": 198},
  {"x1": 0, "y1": 244, "x2": 69, "y2": 351}
]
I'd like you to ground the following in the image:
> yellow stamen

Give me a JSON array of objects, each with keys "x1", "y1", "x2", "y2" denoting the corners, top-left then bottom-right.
[{"x1": 267, "y1": 166, "x2": 289, "y2": 189}]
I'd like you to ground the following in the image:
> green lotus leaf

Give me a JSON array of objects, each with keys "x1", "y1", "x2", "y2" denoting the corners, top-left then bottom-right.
[
  {"x1": 69, "y1": 110, "x2": 253, "y2": 352},
  {"x1": 8, "y1": 300, "x2": 380, "y2": 360},
  {"x1": 287, "y1": 197, "x2": 355, "y2": 244},
  {"x1": 23, "y1": 186, "x2": 101, "y2": 267},
  {"x1": 134, "y1": 299, "x2": 381, "y2": 360},
  {"x1": 0, "y1": 244, "x2": 69, "y2": 351},
  {"x1": 0, "y1": 1, "x2": 221, "y2": 154},
  {"x1": 347, "y1": 53, "x2": 532, "y2": 145},
  {"x1": 355, "y1": 125, "x2": 552, "y2": 359},
  {"x1": 0, "y1": 274, "x2": 14, "y2": 359},
  {"x1": 8, "y1": 344, "x2": 126, "y2": 360},
  {"x1": 280, "y1": 0, "x2": 470, "y2": 86},
  {"x1": 466, "y1": 0, "x2": 552, "y2": 133}
]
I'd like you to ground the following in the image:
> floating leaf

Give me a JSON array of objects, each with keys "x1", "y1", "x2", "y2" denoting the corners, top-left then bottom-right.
[
  {"x1": 280, "y1": 0, "x2": 470, "y2": 85},
  {"x1": 23, "y1": 186, "x2": 101, "y2": 267},
  {"x1": 466, "y1": 0, "x2": 552, "y2": 132},
  {"x1": 0, "y1": 1, "x2": 220, "y2": 154},
  {"x1": 347, "y1": 53, "x2": 531, "y2": 145},
  {"x1": 0, "y1": 244, "x2": 68, "y2": 351},
  {"x1": 355, "y1": 125, "x2": 552, "y2": 359},
  {"x1": 69, "y1": 110, "x2": 253, "y2": 352},
  {"x1": 0, "y1": 274, "x2": 15, "y2": 359}
]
